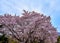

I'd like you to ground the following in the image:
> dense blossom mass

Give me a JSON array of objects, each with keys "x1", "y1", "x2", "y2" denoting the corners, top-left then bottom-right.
[{"x1": 0, "y1": 10, "x2": 58, "y2": 43}]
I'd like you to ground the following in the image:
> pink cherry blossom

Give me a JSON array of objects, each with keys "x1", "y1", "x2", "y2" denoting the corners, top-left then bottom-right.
[{"x1": 0, "y1": 10, "x2": 58, "y2": 43}]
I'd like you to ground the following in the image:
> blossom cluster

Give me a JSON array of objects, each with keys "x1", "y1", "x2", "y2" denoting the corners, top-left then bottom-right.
[{"x1": 0, "y1": 10, "x2": 58, "y2": 43}]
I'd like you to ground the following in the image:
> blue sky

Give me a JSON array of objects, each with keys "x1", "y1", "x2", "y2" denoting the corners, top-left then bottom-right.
[{"x1": 0, "y1": 0, "x2": 60, "y2": 32}]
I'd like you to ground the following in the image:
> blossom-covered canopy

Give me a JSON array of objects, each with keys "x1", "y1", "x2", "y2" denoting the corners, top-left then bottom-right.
[{"x1": 0, "y1": 10, "x2": 58, "y2": 43}]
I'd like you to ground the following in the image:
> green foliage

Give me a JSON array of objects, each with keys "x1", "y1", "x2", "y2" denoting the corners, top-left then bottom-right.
[
  {"x1": 0, "y1": 34, "x2": 18, "y2": 43},
  {"x1": 8, "y1": 37, "x2": 18, "y2": 43},
  {"x1": 57, "y1": 36, "x2": 60, "y2": 43},
  {"x1": 0, "y1": 34, "x2": 8, "y2": 43}
]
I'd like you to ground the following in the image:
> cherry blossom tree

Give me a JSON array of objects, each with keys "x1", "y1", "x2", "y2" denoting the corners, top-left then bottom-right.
[{"x1": 0, "y1": 10, "x2": 58, "y2": 43}]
